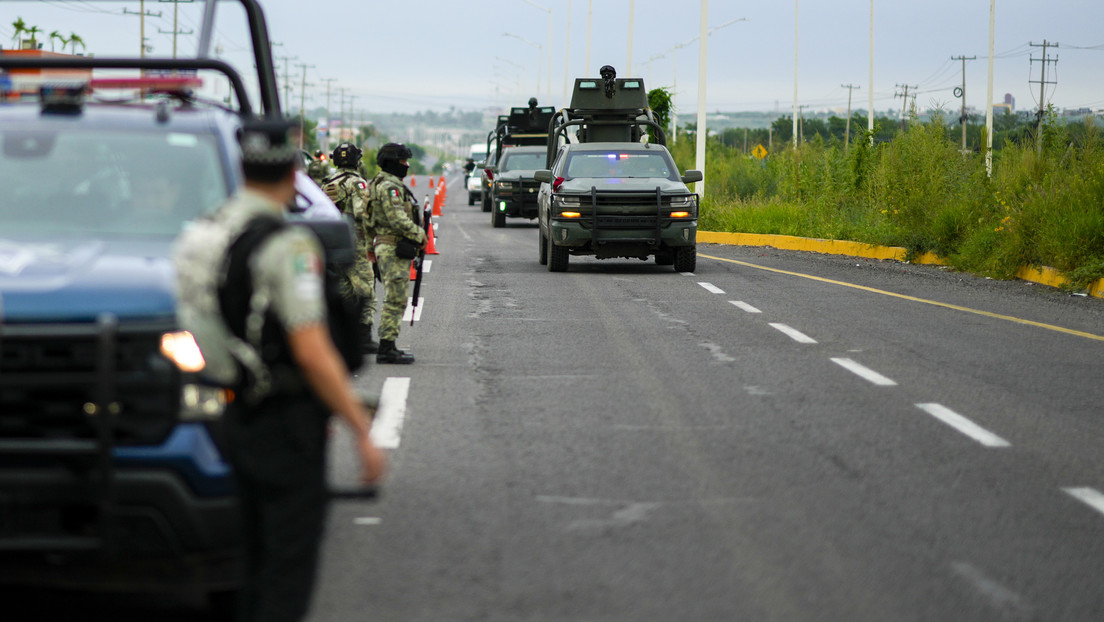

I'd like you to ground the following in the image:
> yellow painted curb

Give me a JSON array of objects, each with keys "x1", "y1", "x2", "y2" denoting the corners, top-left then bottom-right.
[{"x1": 698, "y1": 230, "x2": 1103, "y2": 298}]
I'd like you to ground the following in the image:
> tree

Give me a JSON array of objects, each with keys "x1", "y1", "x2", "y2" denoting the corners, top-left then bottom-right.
[
  {"x1": 49, "y1": 30, "x2": 68, "y2": 53},
  {"x1": 10, "y1": 17, "x2": 26, "y2": 48},
  {"x1": 25, "y1": 25, "x2": 41, "y2": 48},
  {"x1": 68, "y1": 33, "x2": 85, "y2": 55},
  {"x1": 647, "y1": 87, "x2": 674, "y2": 143}
]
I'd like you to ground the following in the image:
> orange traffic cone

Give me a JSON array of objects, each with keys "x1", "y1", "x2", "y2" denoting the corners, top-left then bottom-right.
[
  {"x1": 426, "y1": 220, "x2": 439, "y2": 255},
  {"x1": 410, "y1": 176, "x2": 416, "y2": 187},
  {"x1": 433, "y1": 187, "x2": 443, "y2": 216},
  {"x1": 429, "y1": 176, "x2": 436, "y2": 187}
]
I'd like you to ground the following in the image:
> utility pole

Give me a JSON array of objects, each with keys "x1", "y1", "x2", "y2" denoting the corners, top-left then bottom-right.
[
  {"x1": 894, "y1": 84, "x2": 917, "y2": 130},
  {"x1": 841, "y1": 83, "x2": 859, "y2": 150},
  {"x1": 349, "y1": 95, "x2": 359, "y2": 145},
  {"x1": 585, "y1": 0, "x2": 592, "y2": 74},
  {"x1": 985, "y1": 0, "x2": 996, "y2": 176},
  {"x1": 1029, "y1": 40, "x2": 1058, "y2": 154},
  {"x1": 797, "y1": 104, "x2": 808, "y2": 143},
  {"x1": 951, "y1": 55, "x2": 976, "y2": 153},
  {"x1": 123, "y1": 1, "x2": 162, "y2": 59},
  {"x1": 296, "y1": 63, "x2": 315, "y2": 150},
  {"x1": 626, "y1": 0, "x2": 634, "y2": 75},
  {"x1": 868, "y1": 0, "x2": 874, "y2": 145},
  {"x1": 276, "y1": 54, "x2": 297, "y2": 114},
  {"x1": 792, "y1": 0, "x2": 799, "y2": 149},
  {"x1": 321, "y1": 77, "x2": 338, "y2": 152},
  {"x1": 158, "y1": 0, "x2": 195, "y2": 59}
]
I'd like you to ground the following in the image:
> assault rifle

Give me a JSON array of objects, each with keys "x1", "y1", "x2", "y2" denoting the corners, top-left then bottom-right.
[{"x1": 410, "y1": 202, "x2": 432, "y2": 326}]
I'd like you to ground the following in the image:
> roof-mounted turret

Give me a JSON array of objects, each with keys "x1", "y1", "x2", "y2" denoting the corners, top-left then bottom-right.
[
  {"x1": 545, "y1": 65, "x2": 666, "y2": 167},
  {"x1": 486, "y1": 98, "x2": 556, "y2": 163}
]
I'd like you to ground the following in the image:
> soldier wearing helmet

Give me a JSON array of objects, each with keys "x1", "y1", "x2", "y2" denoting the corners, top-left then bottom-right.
[
  {"x1": 367, "y1": 142, "x2": 426, "y2": 364},
  {"x1": 306, "y1": 149, "x2": 330, "y2": 184},
  {"x1": 321, "y1": 142, "x2": 379, "y2": 353}
]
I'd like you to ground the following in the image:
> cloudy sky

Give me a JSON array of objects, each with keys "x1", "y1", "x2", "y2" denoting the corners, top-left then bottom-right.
[{"x1": 3, "y1": 1, "x2": 1102, "y2": 117}]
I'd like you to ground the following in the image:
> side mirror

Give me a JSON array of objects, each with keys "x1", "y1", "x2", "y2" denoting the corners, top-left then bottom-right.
[
  {"x1": 533, "y1": 169, "x2": 553, "y2": 183},
  {"x1": 681, "y1": 170, "x2": 703, "y2": 184}
]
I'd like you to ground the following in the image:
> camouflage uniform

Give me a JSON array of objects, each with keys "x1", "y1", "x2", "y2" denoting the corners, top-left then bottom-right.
[
  {"x1": 321, "y1": 167, "x2": 377, "y2": 333},
  {"x1": 306, "y1": 157, "x2": 330, "y2": 185},
  {"x1": 368, "y1": 170, "x2": 426, "y2": 342}
]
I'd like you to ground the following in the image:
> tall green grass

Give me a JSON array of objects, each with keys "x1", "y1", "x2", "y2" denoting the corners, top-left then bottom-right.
[{"x1": 673, "y1": 113, "x2": 1104, "y2": 288}]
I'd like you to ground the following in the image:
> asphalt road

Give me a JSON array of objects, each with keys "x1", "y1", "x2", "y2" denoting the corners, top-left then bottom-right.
[
  {"x1": 313, "y1": 174, "x2": 1104, "y2": 621},
  {"x1": 8, "y1": 172, "x2": 1103, "y2": 620}
]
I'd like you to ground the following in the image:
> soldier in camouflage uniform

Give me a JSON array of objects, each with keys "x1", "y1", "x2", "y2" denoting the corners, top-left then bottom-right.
[
  {"x1": 321, "y1": 142, "x2": 378, "y2": 353},
  {"x1": 175, "y1": 119, "x2": 386, "y2": 622},
  {"x1": 306, "y1": 149, "x2": 330, "y2": 185},
  {"x1": 368, "y1": 142, "x2": 426, "y2": 364}
]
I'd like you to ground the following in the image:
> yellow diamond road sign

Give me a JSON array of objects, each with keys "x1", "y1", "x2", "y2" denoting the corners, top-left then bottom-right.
[{"x1": 752, "y1": 144, "x2": 768, "y2": 160}]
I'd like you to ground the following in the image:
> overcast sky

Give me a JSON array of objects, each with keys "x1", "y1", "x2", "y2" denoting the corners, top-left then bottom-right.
[{"x1": 3, "y1": 1, "x2": 1102, "y2": 117}]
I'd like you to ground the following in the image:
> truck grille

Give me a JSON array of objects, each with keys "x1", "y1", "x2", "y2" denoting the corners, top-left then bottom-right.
[{"x1": 0, "y1": 322, "x2": 179, "y2": 446}]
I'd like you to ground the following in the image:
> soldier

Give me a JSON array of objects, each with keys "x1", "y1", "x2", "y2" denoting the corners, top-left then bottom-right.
[
  {"x1": 321, "y1": 142, "x2": 378, "y2": 353},
  {"x1": 306, "y1": 149, "x2": 329, "y2": 185},
  {"x1": 175, "y1": 119, "x2": 386, "y2": 622},
  {"x1": 368, "y1": 142, "x2": 426, "y2": 364}
]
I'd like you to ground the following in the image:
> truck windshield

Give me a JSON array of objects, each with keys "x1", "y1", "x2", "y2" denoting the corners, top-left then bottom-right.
[
  {"x1": 500, "y1": 152, "x2": 545, "y2": 172},
  {"x1": 0, "y1": 129, "x2": 228, "y2": 237},
  {"x1": 565, "y1": 151, "x2": 676, "y2": 180}
]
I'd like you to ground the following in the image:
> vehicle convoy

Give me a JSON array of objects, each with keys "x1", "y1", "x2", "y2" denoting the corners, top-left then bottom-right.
[
  {"x1": 0, "y1": 0, "x2": 354, "y2": 610},
  {"x1": 535, "y1": 68, "x2": 703, "y2": 272},
  {"x1": 483, "y1": 99, "x2": 556, "y2": 226}
]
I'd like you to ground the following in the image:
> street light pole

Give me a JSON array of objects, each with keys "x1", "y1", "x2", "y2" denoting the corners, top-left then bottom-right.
[
  {"x1": 627, "y1": 0, "x2": 635, "y2": 75},
  {"x1": 522, "y1": 0, "x2": 553, "y2": 103},
  {"x1": 695, "y1": 0, "x2": 708, "y2": 198},
  {"x1": 793, "y1": 0, "x2": 799, "y2": 148},
  {"x1": 503, "y1": 33, "x2": 542, "y2": 100},
  {"x1": 564, "y1": 0, "x2": 572, "y2": 101}
]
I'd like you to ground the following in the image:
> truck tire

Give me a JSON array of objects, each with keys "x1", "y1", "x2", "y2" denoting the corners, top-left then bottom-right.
[
  {"x1": 481, "y1": 193, "x2": 492, "y2": 212},
  {"x1": 492, "y1": 205, "x2": 506, "y2": 228},
  {"x1": 468, "y1": 192, "x2": 476, "y2": 206},
  {"x1": 673, "y1": 246, "x2": 696, "y2": 272},
  {"x1": 548, "y1": 239, "x2": 569, "y2": 272},
  {"x1": 539, "y1": 229, "x2": 548, "y2": 265}
]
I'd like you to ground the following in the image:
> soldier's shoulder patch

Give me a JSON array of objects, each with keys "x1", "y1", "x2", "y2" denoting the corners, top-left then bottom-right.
[
  {"x1": 389, "y1": 188, "x2": 401, "y2": 199},
  {"x1": 356, "y1": 181, "x2": 367, "y2": 190}
]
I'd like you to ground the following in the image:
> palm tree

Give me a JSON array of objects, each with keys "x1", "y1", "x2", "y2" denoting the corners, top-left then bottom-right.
[
  {"x1": 50, "y1": 30, "x2": 68, "y2": 53},
  {"x1": 24, "y1": 25, "x2": 41, "y2": 49},
  {"x1": 11, "y1": 17, "x2": 26, "y2": 48},
  {"x1": 68, "y1": 33, "x2": 85, "y2": 55}
]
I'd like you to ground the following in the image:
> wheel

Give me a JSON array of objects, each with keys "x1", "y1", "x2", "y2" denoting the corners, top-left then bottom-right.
[
  {"x1": 492, "y1": 204, "x2": 506, "y2": 228},
  {"x1": 481, "y1": 192, "x2": 492, "y2": 212},
  {"x1": 538, "y1": 228, "x2": 548, "y2": 265},
  {"x1": 673, "y1": 245, "x2": 697, "y2": 272},
  {"x1": 467, "y1": 192, "x2": 475, "y2": 206},
  {"x1": 548, "y1": 238, "x2": 569, "y2": 272},
  {"x1": 654, "y1": 252, "x2": 674, "y2": 266}
]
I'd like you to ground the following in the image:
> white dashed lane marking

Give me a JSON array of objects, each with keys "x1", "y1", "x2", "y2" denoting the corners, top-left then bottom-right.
[
  {"x1": 769, "y1": 323, "x2": 818, "y2": 344},
  {"x1": 729, "y1": 301, "x2": 761, "y2": 313},
  {"x1": 830, "y1": 358, "x2": 898, "y2": 386},
  {"x1": 402, "y1": 297, "x2": 425, "y2": 322},
  {"x1": 698, "y1": 282, "x2": 725, "y2": 295},
  {"x1": 370, "y1": 377, "x2": 410, "y2": 449},
  {"x1": 1064, "y1": 487, "x2": 1104, "y2": 518},
  {"x1": 915, "y1": 403, "x2": 1011, "y2": 448}
]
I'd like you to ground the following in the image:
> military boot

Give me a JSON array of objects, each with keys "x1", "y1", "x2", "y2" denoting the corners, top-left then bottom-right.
[
  {"x1": 376, "y1": 339, "x2": 415, "y2": 364},
  {"x1": 361, "y1": 324, "x2": 378, "y2": 354}
]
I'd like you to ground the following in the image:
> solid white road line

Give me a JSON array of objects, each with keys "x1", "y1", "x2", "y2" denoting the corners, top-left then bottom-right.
[
  {"x1": 353, "y1": 517, "x2": 382, "y2": 526},
  {"x1": 371, "y1": 377, "x2": 410, "y2": 449},
  {"x1": 729, "y1": 301, "x2": 762, "y2": 313},
  {"x1": 402, "y1": 297, "x2": 425, "y2": 322},
  {"x1": 698, "y1": 282, "x2": 725, "y2": 294},
  {"x1": 423, "y1": 259, "x2": 432, "y2": 274},
  {"x1": 679, "y1": 272, "x2": 695, "y2": 277},
  {"x1": 769, "y1": 323, "x2": 818, "y2": 344},
  {"x1": 915, "y1": 403, "x2": 1011, "y2": 448},
  {"x1": 950, "y1": 562, "x2": 1033, "y2": 619},
  {"x1": 1063, "y1": 487, "x2": 1104, "y2": 518},
  {"x1": 829, "y1": 357, "x2": 898, "y2": 386}
]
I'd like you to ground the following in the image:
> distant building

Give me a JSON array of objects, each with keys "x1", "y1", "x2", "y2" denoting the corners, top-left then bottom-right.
[{"x1": 1004, "y1": 93, "x2": 1015, "y2": 112}]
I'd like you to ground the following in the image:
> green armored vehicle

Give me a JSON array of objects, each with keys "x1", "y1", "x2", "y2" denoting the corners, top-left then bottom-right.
[
  {"x1": 535, "y1": 67, "x2": 702, "y2": 272},
  {"x1": 482, "y1": 99, "x2": 556, "y2": 223}
]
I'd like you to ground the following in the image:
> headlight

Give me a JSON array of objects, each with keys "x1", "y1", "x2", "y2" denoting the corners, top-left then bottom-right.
[
  {"x1": 161, "y1": 331, "x2": 206, "y2": 373},
  {"x1": 498, "y1": 181, "x2": 515, "y2": 191},
  {"x1": 669, "y1": 195, "x2": 695, "y2": 207},
  {"x1": 553, "y1": 194, "x2": 582, "y2": 208},
  {"x1": 179, "y1": 383, "x2": 230, "y2": 421}
]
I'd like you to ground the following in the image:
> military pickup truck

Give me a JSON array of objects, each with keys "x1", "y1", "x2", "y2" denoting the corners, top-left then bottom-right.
[{"x1": 535, "y1": 69, "x2": 702, "y2": 272}]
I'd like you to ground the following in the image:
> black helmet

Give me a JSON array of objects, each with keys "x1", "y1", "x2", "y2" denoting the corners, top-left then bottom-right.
[
  {"x1": 599, "y1": 65, "x2": 616, "y2": 80},
  {"x1": 314, "y1": 149, "x2": 323, "y2": 158},
  {"x1": 376, "y1": 142, "x2": 413, "y2": 167},
  {"x1": 331, "y1": 142, "x2": 362, "y2": 168},
  {"x1": 528, "y1": 97, "x2": 538, "y2": 108}
]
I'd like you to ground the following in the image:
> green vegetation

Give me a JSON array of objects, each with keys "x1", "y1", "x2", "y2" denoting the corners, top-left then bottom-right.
[{"x1": 670, "y1": 111, "x2": 1104, "y2": 289}]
